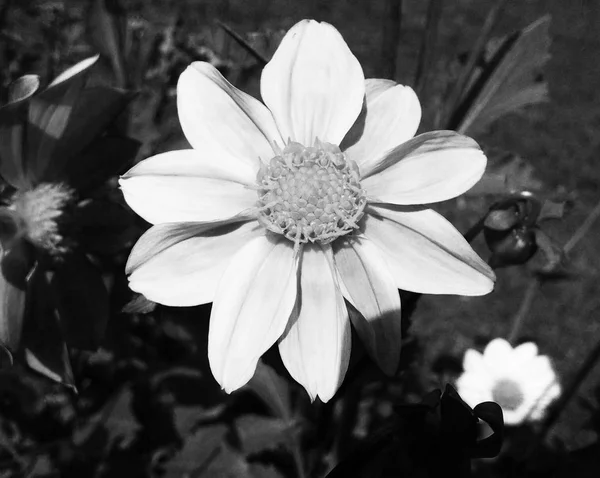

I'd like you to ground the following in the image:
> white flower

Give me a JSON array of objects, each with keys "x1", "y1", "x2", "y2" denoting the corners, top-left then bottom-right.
[
  {"x1": 456, "y1": 338, "x2": 561, "y2": 425},
  {"x1": 120, "y1": 19, "x2": 495, "y2": 402}
]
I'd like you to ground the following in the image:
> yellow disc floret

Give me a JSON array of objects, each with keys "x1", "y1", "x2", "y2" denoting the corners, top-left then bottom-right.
[{"x1": 257, "y1": 139, "x2": 366, "y2": 250}]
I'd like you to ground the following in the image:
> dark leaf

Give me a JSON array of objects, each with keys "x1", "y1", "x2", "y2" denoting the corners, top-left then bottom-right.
[
  {"x1": 456, "y1": 15, "x2": 551, "y2": 135},
  {"x1": 48, "y1": 87, "x2": 133, "y2": 174},
  {"x1": 65, "y1": 135, "x2": 140, "y2": 192},
  {"x1": 52, "y1": 251, "x2": 109, "y2": 351},
  {"x1": 21, "y1": 269, "x2": 75, "y2": 388},
  {"x1": 76, "y1": 198, "x2": 136, "y2": 254},
  {"x1": 162, "y1": 424, "x2": 228, "y2": 477},
  {"x1": 74, "y1": 385, "x2": 140, "y2": 450},
  {"x1": 0, "y1": 85, "x2": 32, "y2": 187},
  {"x1": 245, "y1": 360, "x2": 292, "y2": 419},
  {"x1": 471, "y1": 401, "x2": 504, "y2": 458},
  {"x1": 0, "y1": 238, "x2": 35, "y2": 352},
  {"x1": 122, "y1": 293, "x2": 156, "y2": 314},
  {"x1": 249, "y1": 463, "x2": 285, "y2": 478},
  {"x1": 88, "y1": 0, "x2": 128, "y2": 88},
  {"x1": 26, "y1": 56, "x2": 99, "y2": 184},
  {"x1": 236, "y1": 414, "x2": 298, "y2": 455}
]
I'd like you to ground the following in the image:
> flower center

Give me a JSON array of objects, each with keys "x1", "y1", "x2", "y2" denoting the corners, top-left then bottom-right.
[
  {"x1": 256, "y1": 140, "x2": 366, "y2": 250},
  {"x1": 491, "y1": 378, "x2": 525, "y2": 411},
  {"x1": 9, "y1": 183, "x2": 74, "y2": 257}
]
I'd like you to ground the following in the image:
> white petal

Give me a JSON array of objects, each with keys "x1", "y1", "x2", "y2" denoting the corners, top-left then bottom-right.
[
  {"x1": 261, "y1": 20, "x2": 365, "y2": 146},
  {"x1": 463, "y1": 349, "x2": 485, "y2": 374},
  {"x1": 363, "y1": 206, "x2": 495, "y2": 295},
  {"x1": 127, "y1": 220, "x2": 264, "y2": 306},
  {"x1": 208, "y1": 236, "x2": 298, "y2": 393},
  {"x1": 178, "y1": 62, "x2": 282, "y2": 172},
  {"x1": 482, "y1": 338, "x2": 515, "y2": 374},
  {"x1": 342, "y1": 81, "x2": 421, "y2": 177},
  {"x1": 278, "y1": 244, "x2": 351, "y2": 402},
  {"x1": 364, "y1": 78, "x2": 397, "y2": 99},
  {"x1": 456, "y1": 373, "x2": 492, "y2": 407},
  {"x1": 333, "y1": 237, "x2": 401, "y2": 375},
  {"x1": 361, "y1": 131, "x2": 487, "y2": 205},
  {"x1": 120, "y1": 149, "x2": 258, "y2": 224},
  {"x1": 513, "y1": 342, "x2": 539, "y2": 364},
  {"x1": 503, "y1": 408, "x2": 528, "y2": 426}
]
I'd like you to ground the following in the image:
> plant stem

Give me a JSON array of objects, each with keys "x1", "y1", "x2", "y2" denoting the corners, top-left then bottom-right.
[
  {"x1": 563, "y1": 197, "x2": 600, "y2": 254},
  {"x1": 507, "y1": 278, "x2": 539, "y2": 343}
]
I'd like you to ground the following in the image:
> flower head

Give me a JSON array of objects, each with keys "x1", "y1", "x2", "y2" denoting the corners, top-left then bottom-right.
[
  {"x1": 121, "y1": 19, "x2": 495, "y2": 401},
  {"x1": 456, "y1": 338, "x2": 561, "y2": 425},
  {"x1": 0, "y1": 56, "x2": 139, "y2": 384}
]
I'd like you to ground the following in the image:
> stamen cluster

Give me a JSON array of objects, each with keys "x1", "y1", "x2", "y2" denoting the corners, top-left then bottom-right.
[
  {"x1": 11, "y1": 183, "x2": 74, "y2": 257},
  {"x1": 257, "y1": 140, "x2": 366, "y2": 249}
]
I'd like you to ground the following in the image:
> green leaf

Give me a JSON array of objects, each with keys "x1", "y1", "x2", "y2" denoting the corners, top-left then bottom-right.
[
  {"x1": 235, "y1": 415, "x2": 298, "y2": 456},
  {"x1": 455, "y1": 15, "x2": 551, "y2": 135}
]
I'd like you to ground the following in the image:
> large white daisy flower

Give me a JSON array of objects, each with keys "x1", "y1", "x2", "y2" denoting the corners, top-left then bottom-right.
[
  {"x1": 456, "y1": 338, "x2": 561, "y2": 425},
  {"x1": 120, "y1": 19, "x2": 495, "y2": 402}
]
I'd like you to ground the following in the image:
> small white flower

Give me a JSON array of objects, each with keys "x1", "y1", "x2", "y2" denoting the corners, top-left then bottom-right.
[{"x1": 456, "y1": 338, "x2": 561, "y2": 425}]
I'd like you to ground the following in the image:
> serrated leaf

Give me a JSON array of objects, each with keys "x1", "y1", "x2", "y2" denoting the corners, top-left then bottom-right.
[
  {"x1": 236, "y1": 415, "x2": 297, "y2": 456},
  {"x1": 456, "y1": 15, "x2": 551, "y2": 135}
]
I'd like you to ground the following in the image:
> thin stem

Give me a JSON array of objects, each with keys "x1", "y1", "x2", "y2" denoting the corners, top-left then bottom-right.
[
  {"x1": 380, "y1": 0, "x2": 403, "y2": 80},
  {"x1": 507, "y1": 278, "x2": 539, "y2": 343},
  {"x1": 563, "y1": 197, "x2": 600, "y2": 254}
]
